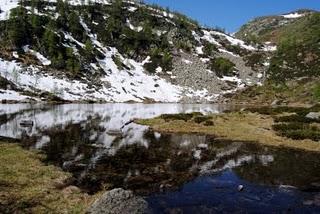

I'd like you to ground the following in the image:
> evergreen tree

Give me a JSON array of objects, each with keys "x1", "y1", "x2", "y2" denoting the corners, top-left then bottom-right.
[
  {"x1": 84, "y1": 39, "x2": 95, "y2": 62},
  {"x1": 8, "y1": 5, "x2": 29, "y2": 48},
  {"x1": 66, "y1": 48, "x2": 80, "y2": 75},
  {"x1": 42, "y1": 20, "x2": 59, "y2": 57},
  {"x1": 67, "y1": 11, "x2": 84, "y2": 41}
]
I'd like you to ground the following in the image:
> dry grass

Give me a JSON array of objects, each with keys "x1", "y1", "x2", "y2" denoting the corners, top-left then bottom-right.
[
  {"x1": 0, "y1": 143, "x2": 95, "y2": 214},
  {"x1": 136, "y1": 112, "x2": 320, "y2": 152}
]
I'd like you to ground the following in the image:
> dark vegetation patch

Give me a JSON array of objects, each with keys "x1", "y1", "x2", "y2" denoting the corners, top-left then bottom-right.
[
  {"x1": 274, "y1": 114, "x2": 320, "y2": 123},
  {"x1": 313, "y1": 84, "x2": 320, "y2": 101},
  {"x1": 276, "y1": 128, "x2": 320, "y2": 141},
  {"x1": 246, "y1": 104, "x2": 320, "y2": 141},
  {"x1": 245, "y1": 106, "x2": 310, "y2": 116},
  {"x1": 193, "y1": 115, "x2": 213, "y2": 124},
  {"x1": 209, "y1": 57, "x2": 236, "y2": 78},
  {"x1": 160, "y1": 112, "x2": 203, "y2": 122}
]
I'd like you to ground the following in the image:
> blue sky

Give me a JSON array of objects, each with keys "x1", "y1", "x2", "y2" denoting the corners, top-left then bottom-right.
[{"x1": 144, "y1": 0, "x2": 320, "y2": 33}]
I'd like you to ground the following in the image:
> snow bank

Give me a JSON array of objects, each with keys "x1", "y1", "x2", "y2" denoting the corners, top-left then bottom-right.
[
  {"x1": 282, "y1": 12, "x2": 305, "y2": 19},
  {"x1": 0, "y1": 0, "x2": 19, "y2": 20}
]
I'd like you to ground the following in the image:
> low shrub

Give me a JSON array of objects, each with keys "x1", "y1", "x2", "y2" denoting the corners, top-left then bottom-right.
[
  {"x1": 193, "y1": 115, "x2": 213, "y2": 124},
  {"x1": 203, "y1": 120, "x2": 214, "y2": 126},
  {"x1": 272, "y1": 123, "x2": 307, "y2": 131},
  {"x1": 209, "y1": 57, "x2": 236, "y2": 78},
  {"x1": 279, "y1": 129, "x2": 320, "y2": 141},
  {"x1": 275, "y1": 115, "x2": 320, "y2": 123},
  {"x1": 160, "y1": 112, "x2": 203, "y2": 122}
]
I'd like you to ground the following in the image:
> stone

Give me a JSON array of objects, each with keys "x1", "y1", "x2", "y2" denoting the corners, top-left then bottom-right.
[
  {"x1": 87, "y1": 188, "x2": 150, "y2": 214},
  {"x1": 238, "y1": 185, "x2": 244, "y2": 192},
  {"x1": 306, "y1": 112, "x2": 320, "y2": 120},
  {"x1": 20, "y1": 120, "x2": 34, "y2": 127},
  {"x1": 271, "y1": 99, "x2": 281, "y2": 106}
]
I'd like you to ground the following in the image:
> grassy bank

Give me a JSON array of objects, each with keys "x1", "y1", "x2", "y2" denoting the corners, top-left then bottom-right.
[
  {"x1": 228, "y1": 78, "x2": 320, "y2": 106},
  {"x1": 0, "y1": 142, "x2": 94, "y2": 213},
  {"x1": 136, "y1": 111, "x2": 320, "y2": 152}
]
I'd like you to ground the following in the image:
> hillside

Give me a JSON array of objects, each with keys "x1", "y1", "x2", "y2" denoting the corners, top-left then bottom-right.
[
  {"x1": 0, "y1": 0, "x2": 273, "y2": 103},
  {"x1": 230, "y1": 10, "x2": 320, "y2": 105},
  {"x1": 235, "y1": 9, "x2": 316, "y2": 45}
]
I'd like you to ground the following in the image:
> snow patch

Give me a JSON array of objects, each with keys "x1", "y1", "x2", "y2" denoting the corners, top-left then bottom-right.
[
  {"x1": 23, "y1": 46, "x2": 51, "y2": 66},
  {"x1": 0, "y1": 0, "x2": 19, "y2": 21},
  {"x1": 282, "y1": 12, "x2": 306, "y2": 19}
]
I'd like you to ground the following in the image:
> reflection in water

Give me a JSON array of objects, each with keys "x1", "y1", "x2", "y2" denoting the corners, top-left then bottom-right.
[{"x1": 0, "y1": 104, "x2": 319, "y2": 212}]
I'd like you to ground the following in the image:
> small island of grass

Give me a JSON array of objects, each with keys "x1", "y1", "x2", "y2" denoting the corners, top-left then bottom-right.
[{"x1": 136, "y1": 106, "x2": 320, "y2": 152}]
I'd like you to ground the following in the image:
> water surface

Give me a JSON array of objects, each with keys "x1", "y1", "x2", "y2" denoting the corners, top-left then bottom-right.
[{"x1": 0, "y1": 103, "x2": 319, "y2": 212}]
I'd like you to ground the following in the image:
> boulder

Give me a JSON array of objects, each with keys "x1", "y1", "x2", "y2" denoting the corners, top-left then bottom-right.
[
  {"x1": 306, "y1": 112, "x2": 320, "y2": 120},
  {"x1": 87, "y1": 188, "x2": 150, "y2": 214}
]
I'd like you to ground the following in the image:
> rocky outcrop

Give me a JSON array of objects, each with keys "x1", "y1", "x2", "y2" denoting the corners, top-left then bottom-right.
[{"x1": 87, "y1": 188, "x2": 150, "y2": 214}]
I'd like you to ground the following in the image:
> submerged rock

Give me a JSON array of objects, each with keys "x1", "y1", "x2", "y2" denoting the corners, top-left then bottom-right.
[
  {"x1": 238, "y1": 185, "x2": 244, "y2": 192},
  {"x1": 87, "y1": 188, "x2": 150, "y2": 214}
]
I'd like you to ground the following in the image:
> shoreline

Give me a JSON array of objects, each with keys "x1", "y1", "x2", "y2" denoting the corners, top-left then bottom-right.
[
  {"x1": 0, "y1": 141, "x2": 96, "y2": 213},
  {"x1": 136, "y1": 111, "x2": 320, "y2": 152}
]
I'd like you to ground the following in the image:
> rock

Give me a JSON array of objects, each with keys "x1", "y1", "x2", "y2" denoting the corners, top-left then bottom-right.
[
  {"x1": 238, "y1": 185, "x2": 244, "y2": 192},
  {"x1": 62, "y1": 185, "x2": 81, "y2": 195},
  {"x1": 20, "y1": 120, "x2": 34, "y2": 127},
  {"x1": 306, "y1": 112, "x2": 320, "y2": 120},
  {"x1": 271, "y1": 99, "x2": 281, "y2": 106},
  {"x1": 87, "y1": 188, "x2": 150, "y2": 214}
]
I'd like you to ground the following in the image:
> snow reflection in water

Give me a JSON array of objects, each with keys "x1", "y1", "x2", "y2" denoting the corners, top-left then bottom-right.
[{"x1": 0, "y1": 103, "x2": 319, "y2": 212}]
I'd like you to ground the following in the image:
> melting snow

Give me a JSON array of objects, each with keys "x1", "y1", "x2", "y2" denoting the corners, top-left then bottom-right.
[
  {"x1": 23, "y1": 46, "x2": 51, "y2": 66},
  {"x1": 0, "y1": 89, "x2": 31, "y2": 101},
  {"x1": 0, "y1": 0, "x2": 19, "y2": 20},
  {"x1": 282, "y1": 12, "x2": 306, "y2": 19},
  {"x1": 213, "y1": 31, "x2": 256, "y2": 51}
]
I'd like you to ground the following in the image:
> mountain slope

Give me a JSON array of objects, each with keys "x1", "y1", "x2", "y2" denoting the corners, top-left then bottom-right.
[
  {"x1": 0, "y1": 0, "x2": 271, "y2": 103},
  {"x1": 235, "y1": 9, "x2": 316, "y2": 45},
  {"x1": 230, "y1": 10, "x2": 320, "y2": 105}
]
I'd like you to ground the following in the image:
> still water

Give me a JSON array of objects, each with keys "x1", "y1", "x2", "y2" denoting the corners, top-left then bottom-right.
[{"x1": 0, "y1": 103, "x2": 319, "y2": 213}]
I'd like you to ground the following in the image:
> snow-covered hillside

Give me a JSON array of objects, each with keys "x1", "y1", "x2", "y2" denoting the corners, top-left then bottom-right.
[{"x1": 0, "y1": 0, "x2": 271, "y2": 103}]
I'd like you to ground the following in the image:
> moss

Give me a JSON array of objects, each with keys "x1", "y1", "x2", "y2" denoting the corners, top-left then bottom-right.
[{"x1": 0, "y1": 142, "x2": 94, "y2": 213}]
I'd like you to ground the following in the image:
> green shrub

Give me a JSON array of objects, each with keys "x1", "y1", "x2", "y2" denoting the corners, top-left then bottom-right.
[
  {"x1": 193, "y1": 116, "x2": 213, "y2": 124},
  {"x1": 275, "y1": 115, "x2": 320, "y2": 123},
  {"x1": 245, "y1": 106, "x2": 309, "y2": 116},
  {"x1": 203, "y1": 120, "x2": 214, "y2": 126},
  {"x1": 209, "y1": 57, "x2": 236, "y2": 77},
  {"x1": 279, "y1": 129, "x2": 320, "y2": 141},
  {"x1": 245, "y1": 53, "x2": 265, "y2": 67},
  {"x1": 160, "y1": 113, "x2": 203, "y2": 122},
  {"x1": 202, "y1": 42, "x2": 218, "y2": 57},
  {"x1": 272, "y1": 123, "x2": 307, "y2": 131}
]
